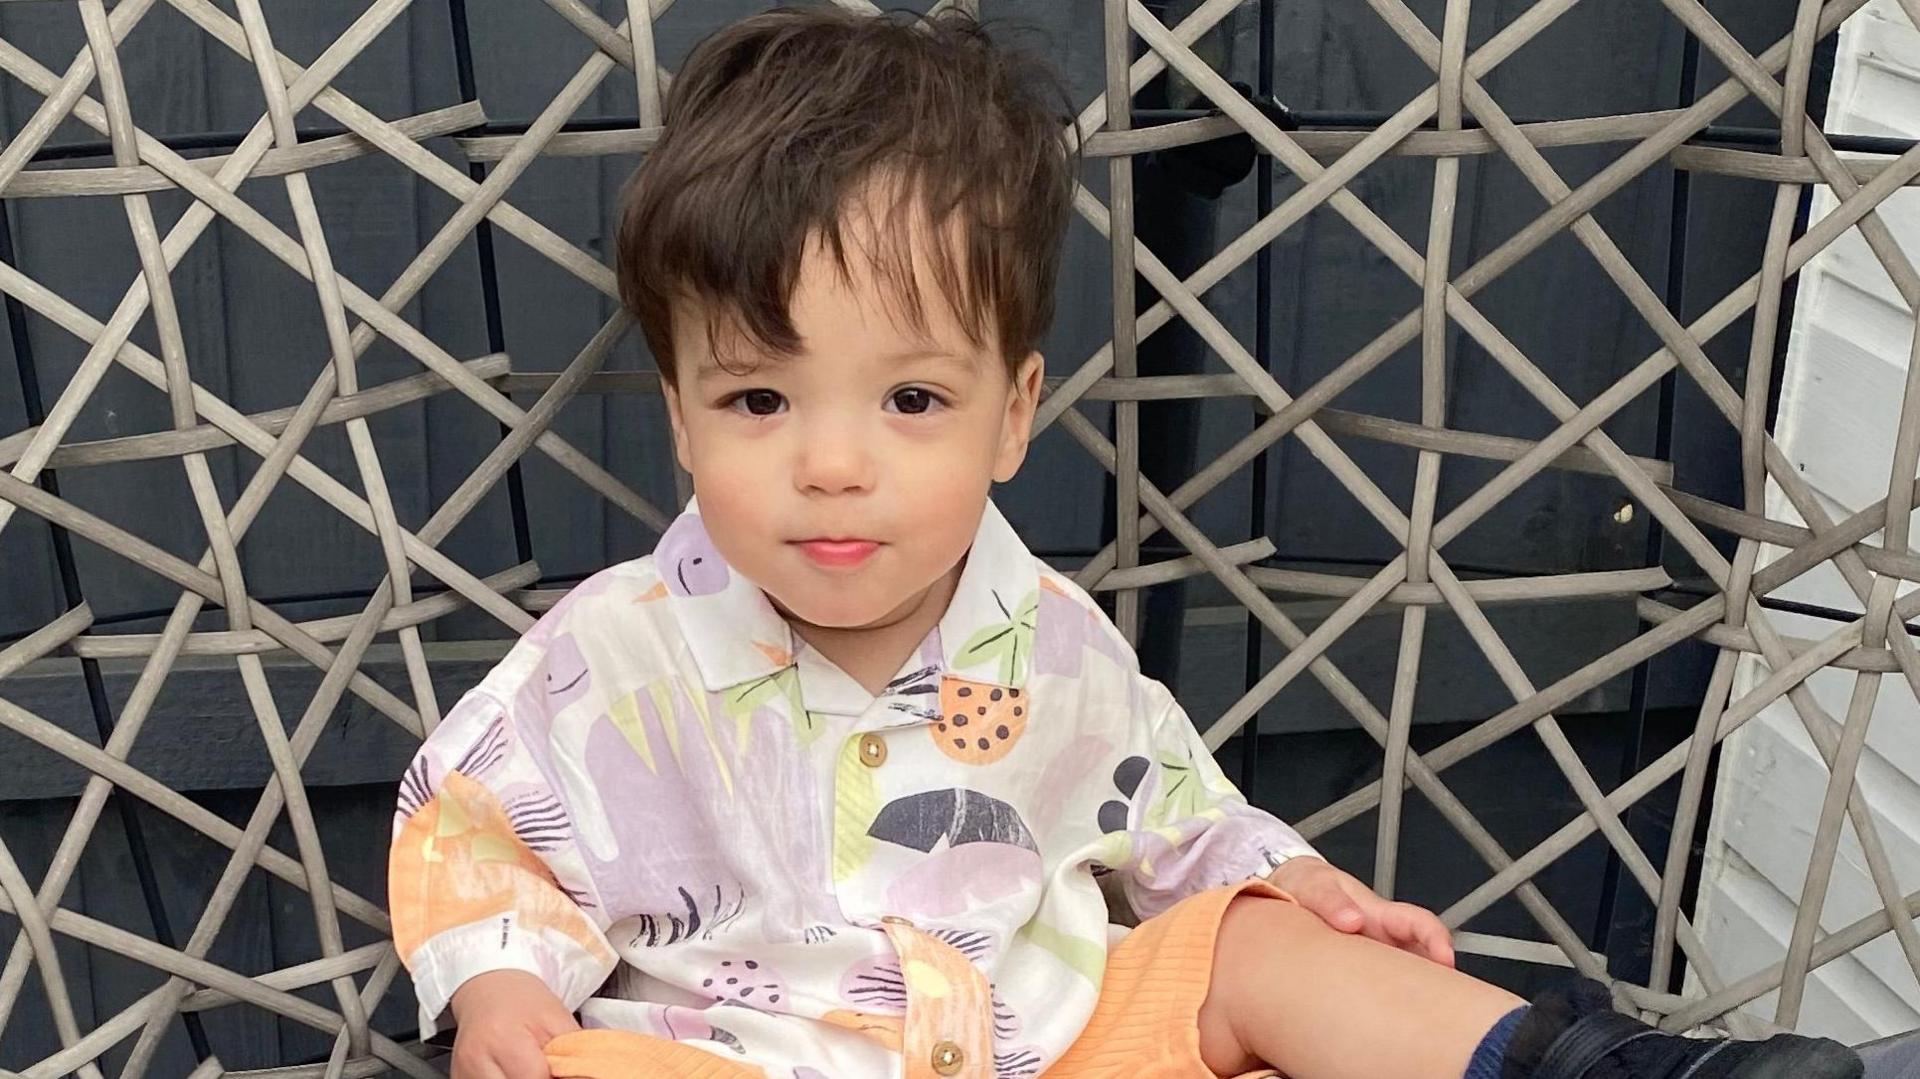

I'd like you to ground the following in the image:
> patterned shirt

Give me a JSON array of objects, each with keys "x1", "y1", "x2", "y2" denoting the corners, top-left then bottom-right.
[{"x1": 389, "y1": 499, "x2": 1318, "y2": 1078}]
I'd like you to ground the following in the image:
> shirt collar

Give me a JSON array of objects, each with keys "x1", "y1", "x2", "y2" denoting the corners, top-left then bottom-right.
[
  {"x1": 933, "y1": 501, "x2": 1039, "y2": 689},
  {"x1": 658, "y1": 498, "x2": 1039, "y2": 697}
]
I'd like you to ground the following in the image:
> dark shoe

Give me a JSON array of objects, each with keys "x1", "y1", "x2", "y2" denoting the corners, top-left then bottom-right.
[{"x1": 1503, "y1": 978, "x2": 1863, "y2": 1079}]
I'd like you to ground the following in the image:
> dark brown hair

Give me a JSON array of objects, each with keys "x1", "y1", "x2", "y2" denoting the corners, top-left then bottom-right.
[{"x1": 616, "y1": 5, "x2": 1076, "y2": 380}]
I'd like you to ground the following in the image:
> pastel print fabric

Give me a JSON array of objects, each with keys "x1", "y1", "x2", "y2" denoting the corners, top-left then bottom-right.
[{"x1": 387, "y1": 499, "x2": 1319, "y2": 1077}]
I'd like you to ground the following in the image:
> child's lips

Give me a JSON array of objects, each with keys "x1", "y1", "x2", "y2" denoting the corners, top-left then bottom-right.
[{"x1": 792, "y1": 539, "x2": 880, "y2": 568}]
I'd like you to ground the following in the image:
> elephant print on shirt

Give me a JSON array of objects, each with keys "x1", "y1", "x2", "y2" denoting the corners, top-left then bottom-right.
[
  {"x1": 657, "y1": 513, "x2": 731, "y2": 597},
  {"x1": 541, "y1": 633, "x2": 596, "y2": 714},
  {"x1": 569, "y1": 677, "x2": 835, "y2": 941}
]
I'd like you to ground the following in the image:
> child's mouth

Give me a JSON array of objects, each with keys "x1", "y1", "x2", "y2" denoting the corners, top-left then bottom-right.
[{"x1": 793, "y1": 539, "x2": 880, "y2": 568}]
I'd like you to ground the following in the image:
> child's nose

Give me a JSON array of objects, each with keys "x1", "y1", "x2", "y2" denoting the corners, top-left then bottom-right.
[{"x1": 794, "y1": 435, "x2": 874, "y2": 494}]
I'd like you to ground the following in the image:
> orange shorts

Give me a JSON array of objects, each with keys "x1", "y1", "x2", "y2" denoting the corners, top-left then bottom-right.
[{"x1": 545, "y1": 880, "x2": 1291, "y2": 1078}]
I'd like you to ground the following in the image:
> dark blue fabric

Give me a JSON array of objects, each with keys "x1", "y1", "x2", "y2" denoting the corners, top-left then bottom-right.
[{"x1": 1466, "y1": 1006, "x2": 1531, "y2": 1079}]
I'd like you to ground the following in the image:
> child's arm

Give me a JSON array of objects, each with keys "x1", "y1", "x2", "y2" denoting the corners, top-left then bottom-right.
[
  {"x1": 1102, "y1": 673, "x2": 1321, "y2": 922},
  {"x1": 1105, "y1": 674, "x2": 1453, "y2": 965},
  {"x1": 387, "y1": 688, "x2": 619, "y2": 1043}
]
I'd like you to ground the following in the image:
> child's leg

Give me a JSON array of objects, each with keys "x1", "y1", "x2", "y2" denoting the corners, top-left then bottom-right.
[
  {"x1": 1196, "y1": 894, "x2": 1867, "y2": 1079},
  {"x1": 1196, "y1": 893, "x2": 1523, "y2": 1079}
]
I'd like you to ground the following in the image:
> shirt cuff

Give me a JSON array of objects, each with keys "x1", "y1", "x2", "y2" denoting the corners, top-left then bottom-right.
[
  {"x1": 1259, "y1": 837, "x2": 1322, "y2": 875},
  {"x1": 1225, "y1": 814, "x2": 1322, "y2": 887},
  {"x1": 405, "y1": 917, "x2": 617, "y2": 1040}
]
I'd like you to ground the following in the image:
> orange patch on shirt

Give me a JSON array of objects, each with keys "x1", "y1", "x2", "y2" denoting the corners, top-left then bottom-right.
[
  {"x1": 881, "y1": 922, "x2": 995, "y2": 1078},
  {"x1": 932, "y1": 677, "x2": 1029, "y2": 765},
  {"x1": 821, "y1": 1009, "x2": 904, "y2": 1050},
  {"x1": 389, "y1": 771, "x2": 611, "y2": 966}
]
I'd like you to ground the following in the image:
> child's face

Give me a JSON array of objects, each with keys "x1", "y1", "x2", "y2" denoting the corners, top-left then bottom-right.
[{"x1": 661, "y1": 221, "x2": 1043, "y2": 632}]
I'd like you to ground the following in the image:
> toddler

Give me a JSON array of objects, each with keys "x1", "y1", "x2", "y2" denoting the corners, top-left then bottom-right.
[{"x1": 389, "y1": 7, "x2": 1866, "y2": 1078}]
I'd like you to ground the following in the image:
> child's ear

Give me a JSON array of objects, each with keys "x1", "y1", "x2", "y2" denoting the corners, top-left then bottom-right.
[
  {"x1": 662, "y1": 376, "x2": 694, "y2": 473},
  {"x1": 993, "y1": 351, "x2": 1044, "y2": 483}
]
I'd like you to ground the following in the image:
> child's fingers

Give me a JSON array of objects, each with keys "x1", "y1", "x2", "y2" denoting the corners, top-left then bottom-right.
[
  {"x1": 1313, "y1": 889, "x2": 1367, "y2": 932},
  {"x1": 1375, "y1": 908, "x2": 1419, "y2": 950},
  {"x1": 451, "y1": 1048, "x2": 511, "y2": 1079},
  {"x1": 1391, "y1": 904, "x2": 1455, "y2": 966},
  {"x1": 532, "y1": 1007, "x2": 584, "y2": 1042},
  {"x1": 1418, "y1": 916, "x2": 1456, "y2": 967},
  {"x1": 1362, "y1": 903, "x2": 1442, "y2": 961},
  {"x1": 499, "y1": 1035, "x2": 557, "y2": 1079},
  {"x1": 1284, "y1": 871, "x2": 1365, "y2": 932}
]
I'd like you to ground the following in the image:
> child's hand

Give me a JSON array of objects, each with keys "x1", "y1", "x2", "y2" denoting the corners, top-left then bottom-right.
[
  {"x1": 1269, "y1": 856, "x2": 1456, "y2": 967},
  {"x1": 448, "y1": 969, "x2": 581, "y2": 1079}
]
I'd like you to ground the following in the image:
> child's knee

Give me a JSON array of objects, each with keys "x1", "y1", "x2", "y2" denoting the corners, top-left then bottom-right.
[
  {"x1": 1217, "y1": 892, "x2": 1319, "y2": 962},
  {"x1": 1198, "y1": 896, "x2": 1307, "y2": 1075}
]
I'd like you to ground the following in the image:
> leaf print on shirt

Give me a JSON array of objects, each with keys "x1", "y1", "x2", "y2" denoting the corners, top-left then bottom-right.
[
  {"x1": 1145, "y1": 745, "x2": 1207, "y2": 830},
  {"x1": 953, "y1": 588, "x2": 1037, "y2": 685},
  {"x1": 723, "y1": 664, "x2": 822, "y2": 746}
]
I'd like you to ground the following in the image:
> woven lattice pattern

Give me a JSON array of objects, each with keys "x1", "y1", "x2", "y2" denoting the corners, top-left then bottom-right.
[{"x1": 1, "y1": 0, "x2": 1915, "y2": 1074}]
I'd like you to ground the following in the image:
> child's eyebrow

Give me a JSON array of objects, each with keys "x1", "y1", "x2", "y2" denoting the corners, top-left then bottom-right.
[
  {"x1": 690, "y1": 353, "x2": 786, "y2": 381},
  {"x1": 688, "y1": 346, "x2": 976, "y2": 381},
  {"x1": 886, "y1": 347, "x2": 975, "y2": 371}
]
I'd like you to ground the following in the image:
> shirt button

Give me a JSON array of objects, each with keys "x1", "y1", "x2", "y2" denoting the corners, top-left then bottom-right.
[
  {"x1": 931, "y1": 1040, "x2": 964, "y2": 1075},
  {"x1": 858, "y1": 733, "x2": 887, "y2": 767}
]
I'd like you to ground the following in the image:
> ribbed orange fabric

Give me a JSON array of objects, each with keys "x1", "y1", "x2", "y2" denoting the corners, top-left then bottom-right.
[
  {"x1": 1047, "y1": 880, "x2": 1292, "y2": 1079},
  {"x1": 540, "y1": 881, "x2": 1294, "y2": 1078},
  {"x1": 545, "y1": 1028, "x2": 766, "y2": 1078}
]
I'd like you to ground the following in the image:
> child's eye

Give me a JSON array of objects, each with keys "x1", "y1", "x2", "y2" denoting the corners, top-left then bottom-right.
[
  {"x1": 888, "y1": 388, "x2": 943, "y2": 415},
  {"x1": 726, "y1": 390, "x2": 786, "y2": 416}
]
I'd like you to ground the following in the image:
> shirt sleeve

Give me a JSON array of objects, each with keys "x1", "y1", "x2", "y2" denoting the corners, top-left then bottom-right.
[
  {"x1": 388, "y1": 682, "x2": 619, "y2": 1039},
  {"x1": 1105, "y1": 673, "x2": 1320, "y2": 921}
]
